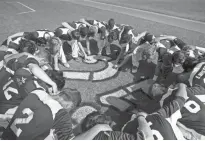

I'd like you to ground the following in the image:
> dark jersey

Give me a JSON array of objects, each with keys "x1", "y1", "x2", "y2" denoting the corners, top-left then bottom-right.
[
  {"x1": 54, "y1": 27, "x2": 72, "y2": 41},
  {"x1": 93, "y1": 131, "x2": 142, "y2": 140},
  {"x1": 163, "y1": 87, "x2": 205, "y2": 136},
  {"x1": 123, "y1": 95, "x2": 185, "y2": 140},
  {"x1": 13, "y1": 67, "x2": 47, "y2": 96},
  {"x1": 8, "y1": 37, "x2": 23, "y2": 51},
  {"x1": 189, "y1": 62, "x2": 205, "y2": 88},
  {"x1": 24, "y1": 29, "x2": 54, "y2": 41},
  {"x1": 0, "y1": 78, "x2": 20, "y2": 114},
  {"x1": 122, "y1": 114, "x2": 177, "y2": 140},
  {"x1": 6, "y1": 55, "x2": 39, "y2": 73},
  {"x1": 4, "y1": 90, "x2": 74, "y2": 140},
  {"x1": 0, "y1": 50, "x2": 13, "y2": 62},
  {"x1": 0, "y1": 51, "x2": 15, "y2": 97}
]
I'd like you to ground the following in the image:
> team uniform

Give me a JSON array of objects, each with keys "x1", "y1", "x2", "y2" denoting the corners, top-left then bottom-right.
[
  {"x1": 122, "y1": 95, "x2": 185, "y2": 140},
  {"x1": 0, "y1": 50, "x2": 16, "y2": 103},
  {"x1": 24, "y1": 29, "x2": 55, "y2": 44},
  {"x1": 161, "y1": 87, "x2": 205, "y2": 136},
  {"x1": 0, "y1": 55, "x2": 42, "y2": 115},
  {"x1": 93, "y1": 130, "x2": 144, "y2": 140},
  {"x1": 64, "y1": 21, "x2": 87, "y2": 30},
  {"x1": 179, "y1": 61, "x2": 205, "y2": 103},
  {"x1": 54, "y1": 27, "x2": 85, "y2": 59},
  {"x1": 3, "y1": 36, "x2": 24, "y2": 51},
  {"x1": 2, "y1": 90, "x2": 74, "y2": 140},
  {"x1": 0, "y1": 78, "x2": 20, "y2": 115},
  {"x1": 6, "y1": 54, "x2": 48, "y2": 94}
]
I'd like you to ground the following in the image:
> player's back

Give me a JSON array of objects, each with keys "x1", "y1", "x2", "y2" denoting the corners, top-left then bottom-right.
[
  {"x1": 162, "y1": 88, "x2": 205, "y2": 136},
  {"x1": 0, "y1": 78, "x2": 21, "y2": 115},
  {"x1": 178, "y1": 91, "x2": 205, "y2": 136},
  {"x1": 3, "y1": 89, "x2": 74, "y2": 140},
  {"x1": 189, "y1": 62, "x2": 205, "y2": 88},
  {"x1": 122, "y1": 114, "x2": 177, "y2": 140}
]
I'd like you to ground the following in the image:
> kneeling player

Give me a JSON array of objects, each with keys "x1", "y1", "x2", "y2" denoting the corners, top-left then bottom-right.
[
  {"x1": 2, "y1": 89, "x2": 112, "y2": 140},
  {"x1": 81, "y1": 111, "x2": 153, "y2": 140}
]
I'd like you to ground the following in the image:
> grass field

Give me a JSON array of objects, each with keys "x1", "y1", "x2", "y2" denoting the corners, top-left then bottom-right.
[{"x1": 0, "y1": 0, "x2": 205, "y2": 133}]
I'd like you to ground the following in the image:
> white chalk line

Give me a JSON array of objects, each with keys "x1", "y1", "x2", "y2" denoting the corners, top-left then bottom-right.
[{"x1": 84, "y1": 0, "x2": 205, "y2": 25}]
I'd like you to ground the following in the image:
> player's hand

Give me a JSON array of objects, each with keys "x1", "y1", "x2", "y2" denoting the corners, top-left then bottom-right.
[
  {"x1": 64, "y1": 63, "x2": 70, "y2": 68},
  {"x1": 51, "y1": 82, "x2": 58, "y2": 95}
]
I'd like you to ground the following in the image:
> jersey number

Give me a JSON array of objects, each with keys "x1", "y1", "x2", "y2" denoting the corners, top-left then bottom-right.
[
  {"x1": 12, "y1": 108, "x2": 34, "y2": 137},
  {"x1": 3, "y1": 79, "x2": 18, "y2": 100},
  {"x1": 148, "y1": 121, "x2": 164, "y2": 140},
  {"x1": 184, "y1": 100, "x2": 201, "y2": 113}
]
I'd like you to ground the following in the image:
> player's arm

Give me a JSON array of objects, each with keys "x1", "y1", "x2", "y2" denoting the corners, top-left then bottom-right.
[
  {"x1": 0, "y1": 45, "x2": 18, "y2": 54},
  {"x1": 196, "y1": 46, "x2": 205, "y2": 53},
  {"x1": 7, "y1": 32, "x2": 25, "y2": 45},
  {"x1": 73, "y1": 124, "x2": 112, "y2": 140},
  {"x1": 137, "y1": 112, "x2": 154, "y2": 140},
  {"x1": 114, "y1": 45, "x2": 127, "y2": 64},
  {"x1": 53, "y1": 53, "x2": 60, "y2": 71},
  {"x1": 61, "y1": 22, "x2": 75, "y2": 31},
  {"x1": 58, "y1": 46, "x2": 70, "y2": 68},
  {"x1": 155, "y1": 83, "x2": 188, "y2": 118},
  {"x1": 4, "y1": 52, "x2": 32, "y2": 64},
  {"x1": 77, "y1": 41, "x2": 89, "y2": 58},
  {"x1": 27, "y1": 63, "x2": 58, "y2": 94},
  {"x1": 85, "y1": 37, "x2": 91, "y2": 55},
  {"x1": 133, "y1": 31, "x2": 148, "y2": 45},
  {"x1": 158, "y1": 35, "x2": 177, "y2": 41},
  {"x1": 79, "y1": 18, "x2": 92, "y2": 27}
]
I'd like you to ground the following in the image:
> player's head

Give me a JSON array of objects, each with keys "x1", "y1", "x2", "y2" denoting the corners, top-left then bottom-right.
[
  {"x1": 79, "y1": 26, "x2": 89, "y2": 38},
  {"x1": 47, "y1": 37, "x2": 62, "y2": 55},
  {"x1": 71, "y1": 30, "x2": 80, "y2": 40},
  {"x1": 23, "y1": 32, "x2": 37, "y2": 41},
  {"x1": 149, "y1": 83, "x2": 168, "y2": 98},
  {"x1": 142, "y1": 46, "x2": 157, "y2": 62},
  {"x1": 182, "y1": 57, "x2": 199, "y2": 72},
  {"x1": 35, "y1": 37, "x2": 47, "y2": 47},
  {"x1": 108, "y1": 29, "x2": 119, "y2": 43},
  {"x1": 182, "y1": 45, "x2": 199, "y2": 58},
  {"x1": 51, "y1": 88, "x2": 82, "y2": 111},
  {"x1": 172, "y1": 51, "x2": 186, "y2": 67},
  {"x1": 88, "y1": 25, "x2": 98, "y2": 37},
  {"x1": 107, "y1": 18, "x2": 115, "y2": 30},
  {"x1": 81, "y1": 111, "x2": 115, "y2": 132},
  {"x1": 144, "y1": 33, "x2": 156, "y2": 44},
  {"x1": 119, "y1": 34, "x2": 132, "y2": 47},
  {"x1": 19, "y1": 39, "x2": 38, "y2": 55}
]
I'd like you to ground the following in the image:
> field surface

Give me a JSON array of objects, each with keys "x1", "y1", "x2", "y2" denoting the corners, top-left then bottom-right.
[{"x1": 0, "y1": 0, "x2": 205, "y2": 133}]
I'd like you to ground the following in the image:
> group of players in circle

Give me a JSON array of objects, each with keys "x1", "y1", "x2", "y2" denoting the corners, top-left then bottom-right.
[{"x1": 0, "y1": 17, "x2": 205, "y2": 140}]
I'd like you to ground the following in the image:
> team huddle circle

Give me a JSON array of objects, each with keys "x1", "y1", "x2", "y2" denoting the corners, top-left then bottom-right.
[{"x1": 0, "y1": 17, "x2": 205, "y2": 140}]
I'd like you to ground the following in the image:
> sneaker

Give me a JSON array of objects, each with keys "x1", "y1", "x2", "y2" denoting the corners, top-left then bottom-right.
[{"x1": 131, "y1": 66, "x2": 138, "y2": 73}]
